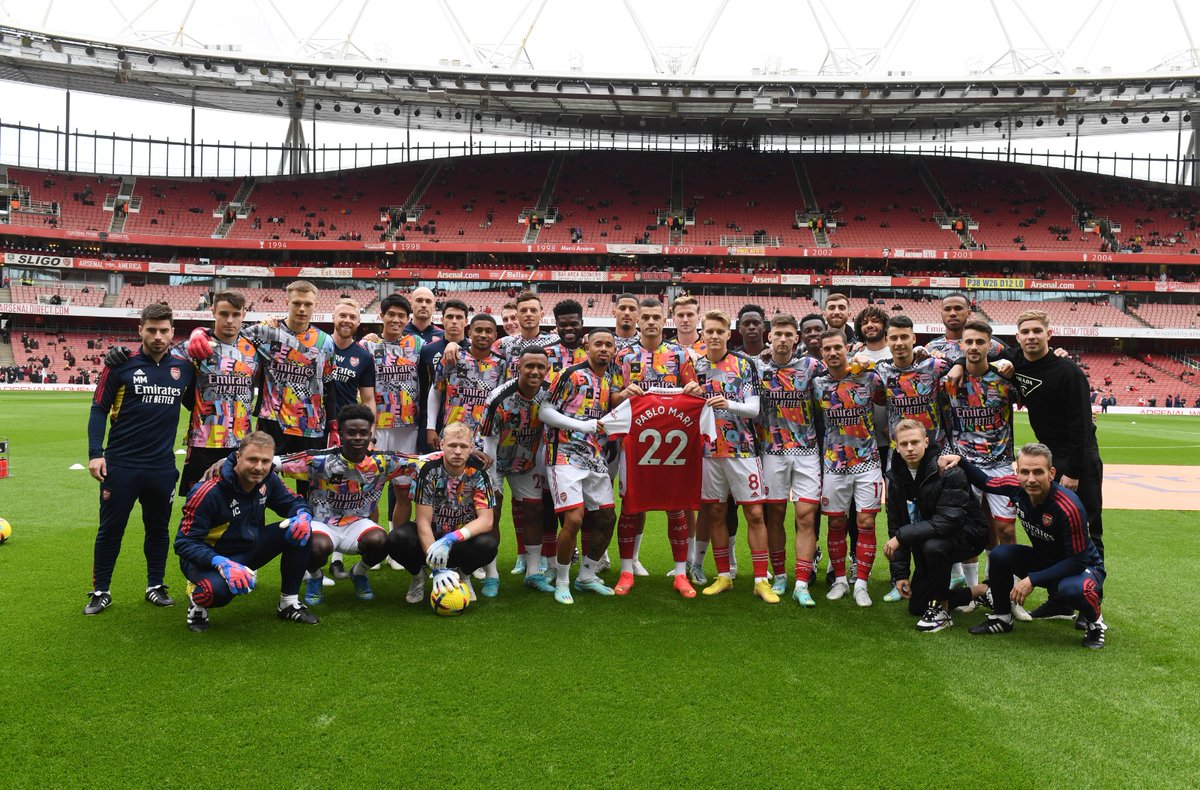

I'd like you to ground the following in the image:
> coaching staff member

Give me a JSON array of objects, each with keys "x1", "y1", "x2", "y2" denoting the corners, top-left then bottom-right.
[{"x1": 86, "y1": 303, "x2": 195, "y2": 615}]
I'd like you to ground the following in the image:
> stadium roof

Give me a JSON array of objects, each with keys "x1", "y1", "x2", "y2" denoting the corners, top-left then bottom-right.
[{"x1": 2, "y1": 24, "x2": 1200, "y2": 143}]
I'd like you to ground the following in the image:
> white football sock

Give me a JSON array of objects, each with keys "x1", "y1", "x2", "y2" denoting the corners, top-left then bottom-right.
[
  {"x1": 578, "y1": 557, "x2": 600, "y2": 582},
  {"x1": 854, "y1": 578, "x2": 868, "y2": 592},
  {"x1": 835, "y1": 575, "x2": 848, "y2": 586},
  {"x1": 485, "y1": 558, "x2": 499, "y2": 579},
  {"x1": 633, "y1": 531, "x2": 644, "y2": 561},
  {"x1": 331, "y1": 551, "x2": 344, "y2": 563},
  {"x1": 351, "y1": 560, "x2": 370, "y2": 577},
  {"x1": 994, "y1": 612, "x2": 1013, "y2": 623},
  {"x1": 693, "y1": 539, "x2": 709, "y2": 568},
  {"x1": 951, "y1": 562, "x2": 964, "y2": 578},
  {"x1": 279, "y1": 594, "x2": 299, "y2": 608},
  {"x1": 524, "y1": 545, "x2": 543, "y2": 578},
  {"x1": 303, "y1": 570, "x2": 322, "y2": 581},
  {"x1": 556, "y1": 562, "x2": 571, "y2": 587},
  {"x1": 621, "y1": 558, "x2": 635, "y2": 574},
  {"x1": 963, "y1": 562, "x2": 979, "y2": 588},
  {"x1": 674, "y1": 560, "x2": 688, "y2": 576}
]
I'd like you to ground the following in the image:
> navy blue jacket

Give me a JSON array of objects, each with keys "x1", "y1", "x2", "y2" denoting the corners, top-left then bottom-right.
[
  {"x1": 174, "y1": 454, "x2": 310, "y2": 568},
  {"x1": 961, "y1": 461, "x2": 1104, "y2": 585},
  {"x1": 88, "y1": 348, "x2": 195, "y2": 468}
]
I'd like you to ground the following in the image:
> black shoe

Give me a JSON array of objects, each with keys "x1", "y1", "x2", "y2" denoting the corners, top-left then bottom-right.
[
  {"x1": 277, "y1": 603, "x2": 319, "y2": 625},
  {"x1": 974, "y1": 588, "x2": 994, "y2": 610},
  {"x1": 329, "y1": 559, "x2": 350, "y2": 580},
  {"x1": 83, "y1": 591, "x2": 112, "y2": 615},
  {"x1": 969, "y1": 616, "x2": 1014, "y2": 635},
  {"x1": 186, "y1": 602, "x2": 210, "y2": 632},
  {"x1": 1029, "y1": 598, "x2": 1076, "y2": 620},
  {"x1": 145, "y1": 585, "x2": 175, "y2": 607},
  {"x1": 1075, "y1": 614, "x2": 1089, "y2": 631},
  {"x1": 1081, "y1": 618, "x2": 1107, "y2": 649}
]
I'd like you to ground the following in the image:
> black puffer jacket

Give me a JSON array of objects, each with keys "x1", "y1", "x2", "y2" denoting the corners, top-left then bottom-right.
[{"x1": 885, "y1": 447, "x2": 990, "y2": 582}]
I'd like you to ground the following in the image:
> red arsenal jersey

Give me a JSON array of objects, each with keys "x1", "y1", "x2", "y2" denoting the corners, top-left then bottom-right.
[{"x1": 600, "y1": 389, "x2": 715, "y2": 514}]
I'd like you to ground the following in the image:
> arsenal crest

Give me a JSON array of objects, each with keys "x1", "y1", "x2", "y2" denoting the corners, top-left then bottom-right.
[
  {"x1": 1042, "y1": 513, "x2": 1054, "y2": 527},
  {"x1": 350, "y1": 357, "x2": 360, "y2": 367},
  {"x1": 259, "y1": 484, "x2": 267, "y2": 495},
  {"x1": 170, "y1": 367, "x2": 181, "y2": 380}
]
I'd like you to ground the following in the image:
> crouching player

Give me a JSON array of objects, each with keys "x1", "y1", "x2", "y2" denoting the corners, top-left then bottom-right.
[
  {"x1": 275, "y1": 404, "x2": 426, "y2": 607},
  {"x1": 386, "y1": 422, "x2": 499, "y2": 604},
  {"x1": 941, "y1": 443, "x2": 1108, "y2": 649},
  {"x1": 174, "y1": 431, "x2": 317, "y2": 632},
  {"x1": 882, "y1": 420, "x2": 990, "y2": 633}
]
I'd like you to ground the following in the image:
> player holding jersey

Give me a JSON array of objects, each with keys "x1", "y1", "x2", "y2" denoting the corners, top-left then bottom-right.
[
  {"x1": 611, "y1": 298, "x2": 702, "y2": 596},
  {"x1": 361, "y1": 293, "x2": 424, "y2": 526},
  {"x1": 541, "y1": 329, "x2": 628, "y2": 605},
  {"x1": 425, "y1": 313, "x2": 507, "y2": 595},
  {"x1": 276, "y1": 404, "x2": 427, "y2": 606},
  {"x1": 814, "y1": 329, "x2": 886, "y2": 607},
  {"x1": 757, "y1": 314, "x2": 825, "y2": 606},
  {"x1": 692, "y1": 311, "x2": 775, "y2": 603},
  {"x1": 481, "y1": 347, "x2": 554, "y2": 593}
]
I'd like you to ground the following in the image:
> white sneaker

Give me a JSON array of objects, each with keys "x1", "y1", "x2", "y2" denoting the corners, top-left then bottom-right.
[
  {"x1": 632, "y1": 560, "x2": 650, "y2": 577},
  {"x1": 954, "y1": 599, "x2": 979, "y2": 614},
  {"x1": 386, "y1": 556, "x2": 404, "y2": 571},
  {"x1": 1012, "y1": 602, "x2": 1033, "y2": 622},
  {"x1": 472, "y1": 567, "x2": 486, "y2": 580},
  {"x1": 405, "y1": 569, "x2": 427, "y2": 604},
  {"x1": 827, "y1": 579, "x2": 849, "y2": 600},
  {"x1": 853, "y1": 584, "x2": 872, "y2": 607},
  {"x1": 917, "y1": 604, "x2": 953, "y2": 633},
  {"x1": 321, "y1": 574, "x2": 335, "y2": 587}
]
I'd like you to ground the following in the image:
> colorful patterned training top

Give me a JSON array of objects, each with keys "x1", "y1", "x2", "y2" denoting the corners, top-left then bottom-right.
[
  {"x1": 362, "y1": 334, "x2": 423, "y2": 428},
  {"x1": 616, "y1": 341, "x2": 698, "y2": 389},
  {"x1": 944, "y1": 368, "x2": 1015, "y2": 466},
  {"x1": 188, "y1": 336, "x2": 260, "y2": 449},
  {"x1": 925, "y1": 335, "x2": 1005, "y2": 362},
  {"x1": 413, "y1": 458, "x2": 498, "y2": 538},
  {"x1": 481, "y1": 380, "x2": 548, "y2": 477},
  {"x1": 278, "y1": 450, "x2": 427, "y2": 525},
  {"x1": 496, "y1": 332, "x2": 560, "y2": 381},
  {"x1": 756, "y1": 355, "x2": 823, "y2": 456},
  {"x1": 813, "y1": 370, "x2": 886, "y2": 474},
  {"x1": 542, "y1": 341, "x2": 588, "y2": 387},
  {"x1": 432, "y1": 348, "x2": 507, "y2": 445},
  {"x1": 243, "y1": 323, "x2": 337, "y2": 437},
  {"x1": 693, "y1": 351, "x2": 759, "y2": 459},
  {"x1": 873, "y1": 357, "x2": 951, "y2": 448},
  {"x1": 545, "y1": 361, "x2": 624, "y2": 472}
]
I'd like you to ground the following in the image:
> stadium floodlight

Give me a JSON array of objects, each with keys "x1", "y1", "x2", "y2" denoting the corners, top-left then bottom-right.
[
  {"x1": 1100, "y1": 115, "x2": 1108, "y2": 124},
  {"x1": 1035, "y1": 118, "x2": 1043, "y2": 126},
  {"x1": 913, "y1": 86, "x2": 922, "y2": 96},
  {"x1": 429, "y1": 76, "x2": 440, "y2": 87},
  {"x1": 1116, "y1": 83, "x2": 1126, "y2": 94},
  {"x1": 505, "y1": 79, "x2": 514, "y2": 89},
  {"x1": 1142, "y1": 115, "x2": 1150, "y2": 123},
  {"x1": 454, "y1": 110, "x2": 462, "y2": 119},
  {"x1": 607, "y1": 82, "x2": 615, "y2": 94},
  {"x1": 479, "y1": 78, "x2": 489, "y2": 89},
  {"x1": 353, "y1": 105, "x2": 362, "y2": 113},
  {"x1": 454, "y1": 76, "x2": 465, "y2": 88},
  {"x1": 530, "y1": 80, "x2": 539, "y2": 90},
  {"x1": 394, "y1": 107, "x2": 401, "y2": 115},
  {"x1": 275, "y1": 98, "x2": 283, "y2": 107},
  {"x1": 146, "y1": 54, "x2": 156, "y2": 65},
  {"x1": 1163, "y1": 114, "x2": 1171, "y2": 122},
  {"x1": 1077, "y1": 116, "x2": 1085, "y2": 124},
  {"x1": 973, "y1": 119, "x2": 981, "y2": 127},
  {"x1": 1055, "y1": 118, "x2": 1064, "y2": 126},
  {"x1": 808, "y1": 86, "x2": 818, "y2": 97},
  {"x1": 235, "y1": 62, "x2": 245, "y2": 74},
  {"x1": 1041, "y1": 85, "x2": 1051, "y2": 95},
  {"x1": 1144, "y1": 82, "x2": 1153, "y2": 93},
  {"x1": 85, "y1": 46, "x2": 95, "y2": 56},
  {"x1": 204, "y1": 60, "x2": 214, "y2": 71},
  {"x1": 707, "y1": 85, "x2": 717, "y2": 95},
  {"x1": 835, "y1": 87, "x2": 845, "y2": 97},
  {"x1": 334, "y1": 103, "x2": 341, "y2": 112},
  {"x1": 474, "y1": 112, "x2": 482, "y2": 120},
  {"x1": 183, "y1": 57, "x2": 192, "y2": 68},
  {"x1": 1168, "y1": 80, "x2": 1178, "y2": 91},
  {"x1": 355, "y1": 71, "x2": 364, "y2": 81},
  {"x1": 1016, "y1": 86, "x2": 1025, "y2": 96},
  {"x1": 994, "y1": 120, "x2": 1002, "y2": 128},
  {"x1": 260, "y1": 65, "x2": 270, "y2": 76},
  {"x1": 991, "y1": 85, "x2": 1000, "y2": 96},
  {"x1": 412, "y1": 108, "x2": 419, "y2": 116},
  {"x1": 314, "y1": 102, "x2": 322, "y2": 110},
  {"x1": 381, "y1": 72, "x2": 392, "y2": 85},
  {"x1": 938, "y1": 85, "x2": 947, "y2": 96},
  {"x1": 116, "y1": 48, "x2": 126, "y2": 61},
  {"x1": 326, "y1": 68, "x2": 335, "y2": 79},
  {"x1": 630, "y1": 84, "x2": 639, "y2": 94},
  {"x1": 881, "y1": 86, "x2": 891, "y2": 97},
  {"x1": 407, "y1": 74, "x2": 416, "y2": 85},
  {"x1": 309, "y1": 68, "x2": 318, "y2": 78},
  {"x1": 435, "y1": 109, "x2": 442, "y2": 118},
  {"x1": 558, "y1": 81, "x2": 566, "y2": 91},
  {"x1": 373, "y1": 106, "x2": 381, "y2": 115},
  {"x1": 1185, "y1": 113, "x2": 1192, "y2": 121},
  {"x1": 1092, "y1": 84, "x2": 1102, "y2": 95},
  {"x1": 1121, "y1": 115, "x2": 1129, "y2": 123},
  {"x1": 283, "y1": 67, "x2": 293, "y2": 77}
]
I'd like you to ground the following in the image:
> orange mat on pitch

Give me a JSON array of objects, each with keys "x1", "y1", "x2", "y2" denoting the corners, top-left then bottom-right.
[{"x1": 1103, "y1": 464, "x2": 1200, "y2": 511}]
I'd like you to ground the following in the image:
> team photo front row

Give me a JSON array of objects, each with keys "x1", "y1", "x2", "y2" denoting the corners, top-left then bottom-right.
[{"x1": 84, "y1": 285, "x2": 1107, "y2": 650}]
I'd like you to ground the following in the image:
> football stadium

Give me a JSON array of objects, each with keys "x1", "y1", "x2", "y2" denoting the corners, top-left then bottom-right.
[{"x1": 0, "y1": 3, "x2": 1198, "y2": 786}]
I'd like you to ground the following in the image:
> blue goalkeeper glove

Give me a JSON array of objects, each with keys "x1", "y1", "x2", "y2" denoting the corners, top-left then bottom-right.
[
  {"x1": 212, "y1": 555, "x2": 255, "y2": 595},
  {"x1": 280, "y1": 512, "x2": 312, "y2": 546},
  {"x1": 425, "y1": 527, "x2": 469, "y2": 568},
  {"x1": 431, "y1": 568, "x2": 460, "y2": 596}
]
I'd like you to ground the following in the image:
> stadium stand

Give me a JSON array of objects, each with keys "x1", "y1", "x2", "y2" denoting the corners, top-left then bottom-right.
[
  {"x1": 1128, "y1": 301, "x2": 1200, "y2": 328},
  {"x1": 9, "y1": 282, "x2": 105, "y2": 307},
  {"x1": 422, "y1": 155, "x2": 550, "y2": 243},
  {"x1": 538, "y1": 152, "x2": 672, "y2": 245},
  {"x1": 113, "y1": 284, "x2": 377, "y2": 314},
  {"x1": 1075, "y1": 351, "x2": 1200, "y2": 405},
  {"x1": 122, "y1": 177, "x2": 240, "y2": 237},
  {"x1": 978, "y1": 299, "x2": 1142, "y2": 328},
  {"x1": 5, "y1": 168, "x2": 120, "y2": 233}
]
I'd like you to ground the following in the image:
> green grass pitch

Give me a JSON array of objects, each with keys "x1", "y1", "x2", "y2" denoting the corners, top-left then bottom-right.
[{"x1": 1, "y1": 393, "x2": 1197, "y2": 787}]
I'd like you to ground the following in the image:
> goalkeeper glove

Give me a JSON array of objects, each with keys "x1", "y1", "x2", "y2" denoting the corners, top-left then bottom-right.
[
  {"x1": 426, "y1": 527, "x2": 469, "y2": 569},
  {"x1": 280, "y1": 512, "x2": 312, "y2": 546},
  {"x1": 431, "y1": 568, "x2": 460, "y2": 596},
  {"x1": 212, "y1": 555, "x2": 255, "y2": 595},
  {"x1": 103, "y1": 346, "x2": 131, "y2": 367},
  {"x1": 187, "y1": 327, "x2": 215, "y2": 360}
]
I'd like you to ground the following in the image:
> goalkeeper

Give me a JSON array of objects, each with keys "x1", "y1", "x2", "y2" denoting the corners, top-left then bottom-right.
[
  {"x1": 387, "y1": 422, "x2": 498, "y2": 604},
  {"x1": 174, "y1": 431, "x2": 317, "y2": 632}
]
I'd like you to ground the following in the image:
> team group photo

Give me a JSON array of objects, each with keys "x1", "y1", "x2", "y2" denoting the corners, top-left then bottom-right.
[{"x1": 1, "y1": 3, "x2": 1197, "y2": 787}]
